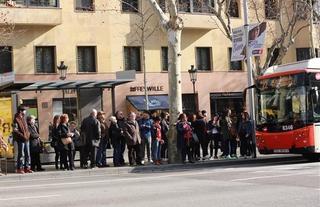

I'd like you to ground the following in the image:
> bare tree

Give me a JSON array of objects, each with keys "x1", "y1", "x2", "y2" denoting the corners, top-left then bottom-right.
[
  {"x1": 117, "y1": 0, "x2": 161, "y2": 111},
  {"x1": 207, "y1": 0, "x2": 320, "y2": 75},
  {"x1": 0, "y1": 10, "x2": 15, "y2": 50},
  {"x1": 147, "y1": 0, "x2": 183, "y2": 163}
]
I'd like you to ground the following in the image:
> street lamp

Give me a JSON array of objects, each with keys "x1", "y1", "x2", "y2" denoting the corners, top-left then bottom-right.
[
  {"x1": 57, "y1": 61, "x2": 68, "y2": 114},
  {"x1": 188, "y1": 65, "x2": 198, "y2": 113},
  {"x1": 57, "y1": 61, "x2": 68, "y2": 80}
]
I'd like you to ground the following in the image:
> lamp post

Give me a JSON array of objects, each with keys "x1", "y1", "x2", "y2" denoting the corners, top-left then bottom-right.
[
  {"x1": 188, "y1": 65, "x2": 198, "y2": 113},
  {"x1": 57, "y1": 61, "x2": 68, "y2": 80},
  {"x1": 57, "y1": 61, "x2": 68, "y2": 113}
]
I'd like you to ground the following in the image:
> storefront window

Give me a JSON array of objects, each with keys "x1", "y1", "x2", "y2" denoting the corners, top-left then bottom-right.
[
  {"x1": 210, "y1": 92, "x2": 243, "y2": 119},
  {"x1": 182, "y1": 94, "x2": 198, "y2": 115},
  {"x1": 22, "y1": 99, "x2": 38, "y2": 118},
  {"x1": 53, "y1": 98, "x2": 78, "y2": 123}
]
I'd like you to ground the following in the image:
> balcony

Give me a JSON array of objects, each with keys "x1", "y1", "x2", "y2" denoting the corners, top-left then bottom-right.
[{"x1": 0, "y1": 0, "x2": 61, "y2": 26}]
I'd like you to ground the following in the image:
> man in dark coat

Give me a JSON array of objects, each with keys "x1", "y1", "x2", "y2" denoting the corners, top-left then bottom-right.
[
  {"x1": 115, "y1": 111, "x2": 127, "y2": 166},
  {"x1": 80, "y1": 109, "x2": 101, "y2": 168},
  {"x1": 13, "y1": 105, "x2": 32, "y2": 174}
]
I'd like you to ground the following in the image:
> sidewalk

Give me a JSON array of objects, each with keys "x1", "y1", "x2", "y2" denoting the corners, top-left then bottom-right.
[{"x1": 0, "y1": 154, "x2": 302, "y2": 180}]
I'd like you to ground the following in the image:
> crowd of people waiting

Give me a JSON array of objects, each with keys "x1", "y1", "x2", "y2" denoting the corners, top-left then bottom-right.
[{"x1": 10, "y1": 104, "x2": 256, "y2": 174}]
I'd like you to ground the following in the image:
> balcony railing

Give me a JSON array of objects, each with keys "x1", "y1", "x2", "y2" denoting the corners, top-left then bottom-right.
[{"x1": 0, "y1": 0, "x2": 59, "y2": 8}]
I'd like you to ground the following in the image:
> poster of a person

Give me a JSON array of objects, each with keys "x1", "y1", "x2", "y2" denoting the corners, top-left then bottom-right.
[{"x1": 248, "y1": 22, "x2": 267, "y2": 56}]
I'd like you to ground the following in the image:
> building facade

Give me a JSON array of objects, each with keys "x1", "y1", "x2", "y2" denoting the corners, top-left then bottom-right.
[{"x1": 0, "y1": 0, "x2": 319, "y2": 139}]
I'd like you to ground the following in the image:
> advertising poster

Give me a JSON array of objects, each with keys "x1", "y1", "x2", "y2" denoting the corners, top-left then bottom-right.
[
  {"x1": 231, "y1": 26, "x2": 246, "y2": 61},
  {"x1": 248, "y1": 22, "x2": 267, "y2": 57},
  {"x1": 231, "y1": 22, "x2": 267, "y2": 61},
  {"x1": 0, "y1": 97, "x2": 13, "y2": 158}
]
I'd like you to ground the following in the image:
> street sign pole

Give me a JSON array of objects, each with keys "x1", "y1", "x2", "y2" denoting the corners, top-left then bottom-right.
[{"x1": 243, "y1": 0, "x2": 257, "y2": 157}]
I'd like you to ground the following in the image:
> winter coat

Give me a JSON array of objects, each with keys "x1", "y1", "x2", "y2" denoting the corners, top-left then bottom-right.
[
  {"x1": 176, "y1": 121, "x2": 193, "y2": 148},
  {"x1": 28, "y1": 123, "x2": 42, "y2": 153},
  {"x1": 50, "y1": 125, "x2": 60, "y2": 148},
  {"x1": 58, "y1": 123, "x2": 75, "y2": 151},
  {"x1": 139, "y1": 118, "x2": 152, "y2": 139},
  {"x1": 109, "y1": 122, "x2": 122, "y2": 146},
  {"x1": 152, "y1": 122, "x2": 162, "y2": 141},
  {"x1": 160, "y1": 119, "x2": 169, "y2": 140},
  {"x1": 12, "y1": 113, "x2": 30, "y2": 142},
  {"x1": 117, "y1": 118, "x2": 127, "y2": 144},
  {"x1": 81, "y1": 115, "x2": 101, "y2": 143},
  {"x1": 123, "y1": 120, "x2": 141, "y2": 146},
  {"x1": 220, "y1": 116, "x2": 232, "y2": 140},
  {"x1": 99, "y1": 120, "x2": 109, "y2": 141},
  {"x1": 193, "y1": 118, "x2": 207, "y2": 142},
  {"x1": 238, "y1": 120, "x2": 253, "y2": 139}
]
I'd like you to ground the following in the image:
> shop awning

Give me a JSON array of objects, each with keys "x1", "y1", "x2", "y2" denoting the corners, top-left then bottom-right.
[
  {"x1": 0, "y1": 79, "x2": 134, "y2": 91},
  {"x1": 127, "y1": 95, "x2": 169, "y2": 111}
]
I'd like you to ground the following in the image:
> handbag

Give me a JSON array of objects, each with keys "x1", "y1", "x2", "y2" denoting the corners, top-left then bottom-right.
[
  {"x1": 192, "y1": 132, "x2": 199, "y2": 143},
  {"x1": 62, "y1": 137, "x2": 72, "y2": 145},
  {"x1": 92, "y1": 139, "x2": 100, "y2": 147}
]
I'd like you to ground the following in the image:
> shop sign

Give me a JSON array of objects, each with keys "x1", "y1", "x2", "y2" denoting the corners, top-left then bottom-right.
[{"x1": 130, "y1": 86, "x2": 164, "y2": 92}]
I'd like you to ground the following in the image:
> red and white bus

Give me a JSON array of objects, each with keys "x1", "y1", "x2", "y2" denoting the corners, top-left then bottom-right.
[{"x1": 256, "y1": 58, "x2": 320, "y2": 160}]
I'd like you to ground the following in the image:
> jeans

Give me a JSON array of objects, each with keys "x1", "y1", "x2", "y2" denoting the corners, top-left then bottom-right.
[
  {"x1": 152, "y1": 139, "x2": 161, "y2": 161},
  {"x1": 16, "y1": 141, "x2": 30, "y2": 170},
  {"x1": 96, "y1": 139, "x2": 107, "y2": 166},
  {"x1": 141, "y1": 135, "x2": 152, "y2": 161}
]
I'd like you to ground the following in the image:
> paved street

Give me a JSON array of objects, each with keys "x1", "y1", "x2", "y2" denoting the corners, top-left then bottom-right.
[{"x1": 0, "y1": 156, "x2": 319, "y2": 207}]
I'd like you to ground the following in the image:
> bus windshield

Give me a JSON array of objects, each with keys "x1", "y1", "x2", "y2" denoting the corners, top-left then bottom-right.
[{"x1": 257, "y1": 73, "x2": 307, "y2": 131}]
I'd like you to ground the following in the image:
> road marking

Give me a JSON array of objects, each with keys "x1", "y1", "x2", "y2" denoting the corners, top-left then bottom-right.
[
  {"x1": 0, "y1": 174, "x2": 108, "y2": 184},
  {"x1": 0, "y1": 170, "x2": 221, "y2": 190},
  {"x1": 0, "y1": 194, "x2": 60, "y2": 201},
  {"x1": 231, "y1": 172, "x2": 311, "y2": 182}
]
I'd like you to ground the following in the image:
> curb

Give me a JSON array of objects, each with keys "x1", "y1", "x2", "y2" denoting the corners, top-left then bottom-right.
[{"x1": 0, "y1": 154, "x2": 303, "y2": 181}]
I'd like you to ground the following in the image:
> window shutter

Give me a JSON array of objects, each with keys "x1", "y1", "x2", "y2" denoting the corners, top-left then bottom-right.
[
  {"x1": 35, "y1": 47, "x2": 42, "y2": 73},
  {"x1": 78, "y1": 47, "x2": 84, "y2": 72}
]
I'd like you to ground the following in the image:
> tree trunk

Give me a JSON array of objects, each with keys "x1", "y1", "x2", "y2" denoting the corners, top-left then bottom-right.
[{"x1": 167, "y1": 28, "x2": 183, "y2": 164}]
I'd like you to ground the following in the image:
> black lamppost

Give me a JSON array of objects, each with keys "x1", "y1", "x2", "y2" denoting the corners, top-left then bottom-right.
[
  {"x1": 57, "y1": 61, "x2": 68, "y2": 80},
  {"x1": 57, "y1": 61, "x2": 68, "y2": 113},
  {"x1": 188, "y1": 65, "x2": 198, "y2": 113}
]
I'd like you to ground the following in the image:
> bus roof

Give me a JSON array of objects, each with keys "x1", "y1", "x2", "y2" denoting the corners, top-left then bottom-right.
[{"x1": 263, "y1": 58, "x2": 320, "y2": 77}]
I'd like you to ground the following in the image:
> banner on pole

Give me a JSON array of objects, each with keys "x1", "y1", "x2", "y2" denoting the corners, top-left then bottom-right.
[
  {"x1": 231, "y1": 22, "x2": 267, "y2": 61},
  {"x1": 231, "y1": 26, "x2": 246, "y2": 61}
]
